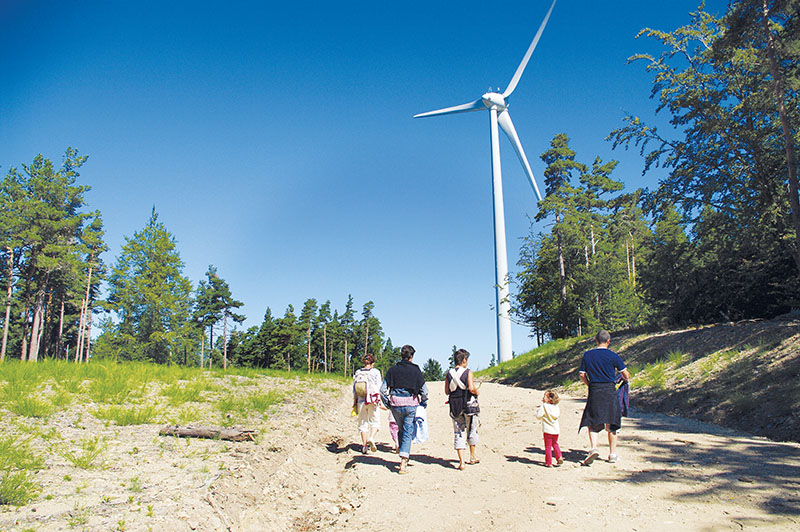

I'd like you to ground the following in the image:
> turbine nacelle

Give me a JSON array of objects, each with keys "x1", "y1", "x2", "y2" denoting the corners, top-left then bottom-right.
[{"x1": 481, "y1": 92, "x2": 507, "y2": 111}]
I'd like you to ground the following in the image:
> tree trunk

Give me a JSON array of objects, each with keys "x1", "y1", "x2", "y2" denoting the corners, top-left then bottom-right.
[
  {"x1": 28, "y1": 290, "x2": 45, "y2": 362},
  {"x1": 41, "y1": 290, "x2": 53, "y2": 359},
  {"x1": 762, "y1": 0, "x2": 800, "y2": 270},
  {"x1": 76, "y1": 262, "x2": 93, "y2": 363},
  {"x1": 306, "y1": 321, "x2": 311, "y2": 374},
  {"x1": 626, "y1": 240, "x2": 631, "y2": 283},
  {"x1": 222, "y1": 314, "x2": 228, "y2": 370},
  {"x1": 363, "y1": 322, "x2": 369, "y2": 356},
  {"x1": 1, "y1": 246, "x2": 13, "y2": 362},
  {"x1": 323, "y1": 322, "x2": 328, "y2": 373},
  {"x1": 84, "y1": 304, "x2": 93, "y2": 363},
  {"x1": 344, "y1": 339, "x2": 348, "y2": 376},
  {"x1": 200, "y1": 333, "x2": 204, "y2": 368},
  {"x1": 208, "y1": 325, "x2": 214, "y2": 369},
  {"x1": 159, "y1": 425, "x2": 256, "y2": 442},
  {"x1": 555, "y1": 213, "x2": 567, "y2": 303},
  {"x1": 57, "y1": 299, "x2": 65, "y2": 359}
]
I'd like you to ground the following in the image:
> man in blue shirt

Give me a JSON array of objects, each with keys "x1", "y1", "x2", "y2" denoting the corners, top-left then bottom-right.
[{"x1": 579, "y1": 330, "x2": 630, "y2": 465}]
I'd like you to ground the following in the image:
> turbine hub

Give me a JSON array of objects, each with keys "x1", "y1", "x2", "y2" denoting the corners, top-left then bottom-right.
[{"x1": 482, "y1": 92, "x2": 507, "y2": 111}]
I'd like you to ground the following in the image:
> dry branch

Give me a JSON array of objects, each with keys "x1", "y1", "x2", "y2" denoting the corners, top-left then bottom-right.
[{"x1": 159, "y1": 425, "x2": 256, "y2": 442}]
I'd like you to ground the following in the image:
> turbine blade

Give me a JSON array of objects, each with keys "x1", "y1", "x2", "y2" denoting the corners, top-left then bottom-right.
[
  {"x1": 497, "y1": 110, "x2": 543, "y2": 201},
  {"x1": 414, "y1": 98, "x2": 485, "y2": 118},
  {"x1": 502, "y1": 0, "x2": 557, "y2": 98}
]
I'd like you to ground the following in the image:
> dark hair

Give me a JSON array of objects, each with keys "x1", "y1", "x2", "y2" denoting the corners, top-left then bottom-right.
[
  {"x1": 362, "y1": 354, "x2": 374, "y2": 365},
  {"x1": 400, "y1": 344, "x2": 415, "y2": 360},
  {"x1": 595, "y1": 330, "x2": 611, "y2": 345},
  {"x1": 453, "y1": 348, "x2": 470, "y2": 366}
]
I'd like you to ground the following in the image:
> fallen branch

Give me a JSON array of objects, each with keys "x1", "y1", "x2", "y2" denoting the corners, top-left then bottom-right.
[{"x1": 159, "y1": 425, "x2": 257, "y2": 442}]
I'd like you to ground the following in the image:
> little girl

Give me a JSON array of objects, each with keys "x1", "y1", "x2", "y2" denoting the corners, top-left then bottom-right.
[{"x1": 536, "y1": 390, "x2": 563, "y2": 467}]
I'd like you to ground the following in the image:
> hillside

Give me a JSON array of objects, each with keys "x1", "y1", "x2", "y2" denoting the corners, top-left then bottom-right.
[{"x1": 480, "y1": 317, "x2": 800, "y2": 442}]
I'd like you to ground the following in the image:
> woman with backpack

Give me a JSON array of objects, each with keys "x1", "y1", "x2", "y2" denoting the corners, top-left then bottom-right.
[
  {"x1": 379, "y1": 345, "x2": 428, "y2": 474},
  {"x1": 444, "y1": 348, "x2": 480, "y2": 470},
  {"x1": 352, "y1": 354, "x2": 382, "y2": 454}
]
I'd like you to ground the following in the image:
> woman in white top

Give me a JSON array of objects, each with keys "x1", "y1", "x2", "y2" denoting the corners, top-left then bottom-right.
[{"x1": 352, "y1": 354, "x2": 382, "y2": 454}]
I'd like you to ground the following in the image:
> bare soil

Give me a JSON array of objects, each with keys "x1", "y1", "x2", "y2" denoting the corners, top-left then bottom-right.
[{"x1": 3, "y1": 380, "x2": 800, "y2": 531}]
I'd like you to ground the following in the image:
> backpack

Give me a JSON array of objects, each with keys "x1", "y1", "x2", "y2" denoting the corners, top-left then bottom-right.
[
  {"x1": 447, "y1": 368, "x2": 469, "y2": 418},
  {"x1": 353, "y1": 370, "x2": 369, "y2": 398}
]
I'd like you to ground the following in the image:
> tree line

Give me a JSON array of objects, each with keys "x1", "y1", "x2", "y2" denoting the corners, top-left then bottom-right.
[
  {"x1": 0, "y1": 158, "x2": 401, "y2": 373},
  {"x1": 515, "y1": 1, "x2": 800, "y2": 340}
]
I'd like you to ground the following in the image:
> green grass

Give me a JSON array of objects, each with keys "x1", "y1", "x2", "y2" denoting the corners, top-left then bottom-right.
[
  {"x1": 632, "y1": 360, "x2": 668, "y2": 389},
  {"x1": 248, "y1": 390, "x2": 284, "y2": 414},
  {"x1": 93, "y1": 405, "x2": 161, "y2": 426},
  {"x1": 57, "y1": 436, "x2": 108, "y2": 470},
  {"x1": 478, "y1": 336, "x2": 585, "y2": 381},
  {"x1": 160, "y1": 379, "x2": 214, "y2": 405},
  {"x1": 667, "y1": 350, "x2": 686, "y2": 366},
  {"x1": 6, "y1": 395, "x2": 56, "y2": 418},
  {"x1": 0, "y1": 435, "x2": 44, "y2": 506}
]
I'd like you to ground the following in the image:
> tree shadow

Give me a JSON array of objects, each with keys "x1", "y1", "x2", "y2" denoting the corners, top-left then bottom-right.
[{"x1": 609, "y1": 413, "x2": 800, "y2": 519}]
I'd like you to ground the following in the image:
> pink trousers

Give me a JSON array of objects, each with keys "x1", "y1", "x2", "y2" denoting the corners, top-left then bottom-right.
[{"x1": 543, "y1": 433, "x2": 562, "y2": 466}]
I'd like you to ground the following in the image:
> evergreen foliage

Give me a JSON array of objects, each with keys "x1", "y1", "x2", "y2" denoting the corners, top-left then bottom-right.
[
  {"x1": 422, "y1": 358, "x2": 445, "y2": 381},
  {"x1": 101, "y1": 209, "x2": 194, "y2": 363}
]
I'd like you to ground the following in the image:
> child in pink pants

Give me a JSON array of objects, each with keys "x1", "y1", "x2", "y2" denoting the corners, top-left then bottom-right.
[{"x1": 536, "y1": 390, "x2": 563, "y2": 467}]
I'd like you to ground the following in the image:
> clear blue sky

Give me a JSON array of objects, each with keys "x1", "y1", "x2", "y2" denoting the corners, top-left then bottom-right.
[{"x1": 1, "y1": 0, "x2": 728, "y2": 370}]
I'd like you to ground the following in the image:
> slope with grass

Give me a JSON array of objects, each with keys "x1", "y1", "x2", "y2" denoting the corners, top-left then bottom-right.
[
  {"x1": 0, "y1": 360, "x2": 348, "y2": 530},
  {"x1": 479, "y1": 317, "x2": 800, "y2": 442}
]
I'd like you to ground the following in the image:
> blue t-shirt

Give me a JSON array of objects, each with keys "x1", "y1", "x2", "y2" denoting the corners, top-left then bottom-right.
[{"x1": 579, "y1": 347, "x2": 626, "y2": 383}]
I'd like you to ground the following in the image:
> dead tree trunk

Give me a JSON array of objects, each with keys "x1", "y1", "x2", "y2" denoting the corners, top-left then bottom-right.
[{"x1": 159, "y1": 425, "x2": 256, "y2": 442}]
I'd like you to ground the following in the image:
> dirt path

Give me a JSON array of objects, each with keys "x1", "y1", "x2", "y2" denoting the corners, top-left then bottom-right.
[{"x1": 257, "y1": 382, "x2": 800, "y2": 532}]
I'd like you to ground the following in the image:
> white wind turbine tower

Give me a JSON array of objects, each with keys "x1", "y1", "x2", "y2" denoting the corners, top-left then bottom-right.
[{"x1": 414, "y1": 0, "x2": 556, "y2": 363}]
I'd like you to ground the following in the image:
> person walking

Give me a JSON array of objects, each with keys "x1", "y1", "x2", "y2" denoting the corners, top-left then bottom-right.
[
  {"x1": 380, "y1": 345, "x2": 428, "y2": 474},
  {"x1": 352, "y1": 354, "x2": 382, "y2": 454},
  {"x1": 579, "y1": 330, "x2": 630, "y2": 465},
  {"x1": 536, "y1": 390, "x2": 563, "y2": 467},
  {"x1": 444, "y1": 348, "x2": 480, "y2": 470}
]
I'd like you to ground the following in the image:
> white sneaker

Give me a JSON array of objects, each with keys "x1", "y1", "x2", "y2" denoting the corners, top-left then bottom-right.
[
  {"x1": 582, "y1": 449, "x2": 599, "y2": 466},
  {"x1": 608, "y1": 453, "x2": 618, "y2": 463}
]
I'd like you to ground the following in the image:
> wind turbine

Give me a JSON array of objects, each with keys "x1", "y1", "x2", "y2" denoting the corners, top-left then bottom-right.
[{"x1": 414, "y1": 0, "x2": 556, "y2": 363}]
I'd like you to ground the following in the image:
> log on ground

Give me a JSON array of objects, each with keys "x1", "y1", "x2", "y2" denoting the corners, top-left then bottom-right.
[{"x1": 159, "y1": 425, "x2": 257, "y2": 442}]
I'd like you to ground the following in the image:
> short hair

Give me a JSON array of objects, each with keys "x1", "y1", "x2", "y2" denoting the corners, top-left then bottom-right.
[
  {"x1": 453, "y1": 348, "x2": 470, "y2": 366},
  {"x1": 595, "y1": 330, "x2": 611, "y2": 345},
  {"x1": 400, "y1": 344, "x2": 415, "y2": 360},
  {"x1": 362, "y1": 354, "x2": 374, "y2": 365},
  {"x1": 544, "y1": 389, "x2": 560, "y2": 405}
]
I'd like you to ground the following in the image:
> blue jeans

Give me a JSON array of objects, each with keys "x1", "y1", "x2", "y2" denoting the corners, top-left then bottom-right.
[{"x1": 390, "y1": 406, "x2": 417, "y2": 458}]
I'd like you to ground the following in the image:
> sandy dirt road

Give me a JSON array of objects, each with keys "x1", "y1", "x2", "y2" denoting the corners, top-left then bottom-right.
[{"x1": 251, "y1": 382, "x2": 800, "y2": 532}]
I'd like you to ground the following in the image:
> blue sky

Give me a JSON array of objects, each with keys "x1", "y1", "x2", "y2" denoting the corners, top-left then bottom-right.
[{"x1": 1, "y1": 0, "x2": 728, "y2": 370}]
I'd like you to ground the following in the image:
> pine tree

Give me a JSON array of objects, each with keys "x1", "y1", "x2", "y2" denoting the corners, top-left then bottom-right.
[{"x1": 102, "y1": 208, "x2": 193, "y2": 363}]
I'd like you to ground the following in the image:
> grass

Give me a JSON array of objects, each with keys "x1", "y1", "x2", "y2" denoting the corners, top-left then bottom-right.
[
  {"x1": 94, "y1": 405, "x2": 161, "y2": 426},
  {"x1": 6, "y1": 395, "x2": 56, "y2": 418},
  {"x1": 57, "y1": 436, "x2": 108, "y2": 470},
  {"x1": 667, "y1": 350, "x2": 686, "y2": 366},
  {"x1": 160, "y1": 379, "x2": 214, "y2": 405},
  {"x1": 633, "y1": 360, "x2": 668, "y2": 389},
  {"x1": 0, "y1": 435, "x2": 44, "y2": 506},
  {"x1": 248, "y1": 390, "x2": 284, "y2": 414}
]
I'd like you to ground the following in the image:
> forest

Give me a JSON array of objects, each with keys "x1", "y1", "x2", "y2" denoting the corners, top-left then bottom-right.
[{"x1": 1, "y1": 1, "x2": 799, "y2": 370}]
